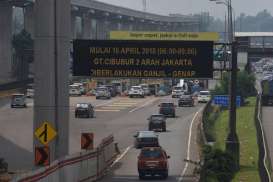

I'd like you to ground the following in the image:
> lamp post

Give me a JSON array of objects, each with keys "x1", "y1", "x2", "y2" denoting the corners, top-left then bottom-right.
[{"x1": 210, "y1": 0, "x2": 240, "y2": 171}]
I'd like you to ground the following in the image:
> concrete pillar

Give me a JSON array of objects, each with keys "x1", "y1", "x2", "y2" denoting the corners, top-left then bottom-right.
[
  {"x1": 34, "y1": 0, "x2": 70, "y2": 161},
  {"x1": 97, "y1": 19, "x2": 105, "y2": 39},
  {"x1": 71, "y1": 13, "x2": 76, "y2": 39},
  {"x1": 82, "y1": 13, "x2": 92, "y2": 39},
  {"x1": 24, "y1": 5, "x2": 34, "y2": 37},
  {"x1": 0, "y1": 2, "x2": 12, "y2": 83},
  {"x1": 90, "y1": 19, "x2": 97, "y2": 39},
  {"x1": 109, "y1": 21, "x2": 119, "y2": 31}
]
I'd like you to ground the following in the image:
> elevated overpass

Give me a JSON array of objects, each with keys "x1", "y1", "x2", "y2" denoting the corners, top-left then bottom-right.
[
  {"x1": 0, "y1": 0, "x2": 201, "y2": 84},
  {"x1": 235, "y1": 32, "x2": 273, "y2": 70}
]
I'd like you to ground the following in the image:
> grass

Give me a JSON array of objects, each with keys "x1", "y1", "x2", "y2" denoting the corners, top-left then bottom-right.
[{"x1": 212, "y1": 97, "x2": 260, "y2": 182}]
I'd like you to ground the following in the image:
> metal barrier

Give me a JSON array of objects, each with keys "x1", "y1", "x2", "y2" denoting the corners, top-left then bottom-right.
[
  {"x1": 13, "y1": 135, "x2": 118, "y2": 182},
  {"x1": 256, "y1": 95, "x2": 272, "y2": 182}
]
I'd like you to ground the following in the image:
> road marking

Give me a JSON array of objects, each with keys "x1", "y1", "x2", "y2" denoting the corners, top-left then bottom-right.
[
  {"x1": 96, "y1": 100, "x2": 115, "y2": 107},
  {"x1": 108, "y1": 104, "x2": 135, "y2": 107},
  {"x1": 178, "y1": 107, "x2": 203, "y2": 182},
  {"x1": 111, "y1": 145, "x2": 132, "y2": 167},
  {"x1": 95, "y1": 109, "x2": 120, "y2": 112},
  {"x1": 129, "y1": 98, "x2": 158, "y2": 113},
  {"x1": 100, "y1": 106, "x2": 128, "y2": 110}
]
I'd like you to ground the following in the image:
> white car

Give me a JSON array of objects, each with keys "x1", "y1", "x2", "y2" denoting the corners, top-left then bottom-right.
[
  {"x1": 139, "y1": 84, "x2": 151, "y2": 96},
  {"x1": 96, "y1": 87, "x2": 111, "y2": 99},
  {"x1": 172, "y1": 86, "x2": 183, "y2": 98},
  {"x1": 129, "y1": 86, "x2": 145, "y2": 98},
  {"x1": 198, "y1": 91, "x2": 211, "y2": 103},
  {"x1": 69, "y1": 88, "x2": 81, "y2": 96}
]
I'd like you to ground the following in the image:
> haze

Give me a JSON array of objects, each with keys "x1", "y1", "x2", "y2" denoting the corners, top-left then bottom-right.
[{"x1": 97, "y1": 0, "x2": 273, "y2": 19}]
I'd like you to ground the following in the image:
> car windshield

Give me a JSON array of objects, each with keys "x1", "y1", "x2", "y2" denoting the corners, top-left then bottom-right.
[
  {"x1": 151, "y1": 115, "x2": 164, "y2": 120},
  {"x1": 141, "y1": 149, "x2": 162, "y2": 158},
  {"x1": 76, "y1": 103, "x2": 89, "y2": 108},
  {"x1": 12, "y1": 95, "x2": 23, "y2": 99},
  {"x1": 200, "y1": 92, "x2": 210, "y2": 95},
  {"x1": 97, "y1": 88, "x2": 107, "y2": 91},
  {"x1": 161, "y1": 103, "x2": 174, "y2": 107},
  {"x1": 132, "y1": 87, "x2": 141, "y2": 90}
]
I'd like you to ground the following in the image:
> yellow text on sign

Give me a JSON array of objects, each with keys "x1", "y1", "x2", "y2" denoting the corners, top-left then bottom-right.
[
  {"x1": 35, "y1": 122, "x2": 57, "y2": 145},
  {"x1": 110, "y1": 31, "x2": 220, "y2": 41}
]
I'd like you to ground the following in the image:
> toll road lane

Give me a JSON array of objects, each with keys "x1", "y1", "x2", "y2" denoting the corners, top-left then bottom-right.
[
  {"x1": 99, "y1": 98, "x2": 204, "y2": 182},
  {"x1": 69, "y1": 96, "x2": 161, "y2": 153}
]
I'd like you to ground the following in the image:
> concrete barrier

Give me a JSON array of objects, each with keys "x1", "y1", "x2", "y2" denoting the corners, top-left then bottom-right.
[{"x1": 13, "y1": 135, "x2": 117, "y2": 182}]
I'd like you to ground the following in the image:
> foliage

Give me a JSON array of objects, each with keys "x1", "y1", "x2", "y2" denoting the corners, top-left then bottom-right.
[
  {"x1": 203, "y1": 104, "x2": 221, "y2": 142},
  {"x1": 12, "y1": 29, "x2": 33, "y2": 80},
  {"x1": 12, "y1": 29, "x2": 33, "y2": 57},
  {"x1": 212, "y1": 71, "x2": 256, "y2": 100},
  {"x1": 201, "y1": 145, "x2": 235, "y2": 182}
]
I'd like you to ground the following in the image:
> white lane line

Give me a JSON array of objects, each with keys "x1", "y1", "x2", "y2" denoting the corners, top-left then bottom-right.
[
  {"x1": 178, "y1": 107, "x2": 203, "y2": 182},
  {"x1": 95, "y1": 109, "x2": 120, "y2": 112},
  {"x1": 111, "y1": 145, "x2": 132, "y2": 167},
  {"x1": 96, "y1": 100, "x2": 114, "y2": 107},
  {"x1": 129, "y1": 98, "x2": 158, "y2": 113}
]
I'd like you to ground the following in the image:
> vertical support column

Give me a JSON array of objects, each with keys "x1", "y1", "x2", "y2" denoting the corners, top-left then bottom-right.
[
  {"x1": 96, "y1": 19, "x2": 104, "y2": 39},
  {"x1": 82, "y1": 13, "x2": 92, "y2": 39},
  {"x1": 71, "y1": 13, "x2": 76, "y2": 39},
  {"x1": 90, "y1": 19, "x2": 97, "y2": 39},
  {"x1": 0, "y1": 2, "x2": 12, "y2": 83},
  {"x1": 24, "y1": 5, "x2": 34, "y2": 37},
  {"x1": 34, "y1": 0, "x2": 70, "y2": 162}
]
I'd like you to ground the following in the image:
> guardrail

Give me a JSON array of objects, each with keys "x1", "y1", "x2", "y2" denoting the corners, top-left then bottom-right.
[
  {"x1": 256, "y1": 95, "x2": 272, "y2": 182},
  {"x1": 13, "y1": 135, "x2": 118, "y2": 182}
]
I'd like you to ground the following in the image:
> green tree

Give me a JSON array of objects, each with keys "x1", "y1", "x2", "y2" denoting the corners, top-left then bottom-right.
[
  {"x1": 12, "y1": 29, "x2": 33, "y2": 81},
  {"x1": 213, "y1": 71, "x2": 256, "y2": 101}
]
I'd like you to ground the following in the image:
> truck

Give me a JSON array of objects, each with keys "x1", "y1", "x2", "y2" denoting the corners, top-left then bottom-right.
[{"x1": 261, "y1": 78, "x2": 273, "y2": 106}]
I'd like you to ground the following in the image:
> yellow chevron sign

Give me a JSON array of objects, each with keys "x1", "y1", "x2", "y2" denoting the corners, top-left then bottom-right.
[{"x1": 110, "y1": 31, "x2": 219, "y2": 41}]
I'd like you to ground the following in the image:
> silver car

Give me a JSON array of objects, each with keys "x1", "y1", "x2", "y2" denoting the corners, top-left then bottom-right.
[
  {"x1": 96, "y1": 87, "x2": 111, "y2": 99},
  {"x1": 11, "y1": 94, "x2": 27, "y2": 108}
]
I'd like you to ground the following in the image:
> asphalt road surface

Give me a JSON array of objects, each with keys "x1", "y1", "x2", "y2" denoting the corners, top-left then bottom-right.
[{"x1": 0, "y1": 95, "x2": 203, "y2": 182}]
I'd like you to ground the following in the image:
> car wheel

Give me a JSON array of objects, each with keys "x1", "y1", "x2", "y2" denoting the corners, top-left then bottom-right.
[
  {"x1": 75, "y1": 114, "x2": 77, "y2": 118},
  {"x1": 129, "y1": 95, "x2": 132, "y2": 98},
  {"x1": 139, "y1": 172, "x2": 145, "y2": 180},
  {"x1": 173, "y1": 114, "x2": 176, "y2": 118},
  {"x1": 162, "y1": 171, "x2": 168, "y2": 179},
  {"x1": 10, "y1": 105, "x2": 13, "y2": 108},
  {"x1": 96, "y1": 97, "x2": 99, "y2": 99},
  {"x1": 163, "y1": 126, "x2": 166, "y2": 132}
]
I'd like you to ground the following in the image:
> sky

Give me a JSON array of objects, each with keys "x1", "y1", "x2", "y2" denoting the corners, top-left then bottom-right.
[{"x1": 97, "y1": 0, "x2": 273, "y2": 19}]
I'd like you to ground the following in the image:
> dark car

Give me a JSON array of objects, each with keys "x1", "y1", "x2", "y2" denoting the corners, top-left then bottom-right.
[
  {"x1": 134, "y1": 131, "x2": 159, "y2": 149},
  {"x1": 159, "y1": 103, "x2": 176, "y2": 117},
  {"x1": 178, "y1": 93, "x2": 194, "y2": 107},
  {"x1": 138, "y1": 147, "x2": 170, "y2": 179},
  {"x1": 148, "y1": 114, "x2": 166, "y2": 132},
  {"x1": 11, "y1": 94, "x2": 27, "y2": 108},
  {"x1": 75, "y1": 103, "x2": 95, "y2": 118}
]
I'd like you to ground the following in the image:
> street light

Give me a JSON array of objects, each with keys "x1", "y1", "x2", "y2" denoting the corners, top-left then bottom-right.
[{"x1": 210, "y1": 0, "x2": 240, "y2": 171}]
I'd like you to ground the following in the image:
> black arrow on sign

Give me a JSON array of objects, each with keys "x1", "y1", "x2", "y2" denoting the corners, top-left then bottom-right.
[
  {"x1": 39, "y1": 123, "x2": 48, "y2": 143},
  {"x1": 82, "y1": 133, "x2": 92, "y2": 149},
  {"x1": 35, "y1": 147, "x2": 49, "y2": 166}
]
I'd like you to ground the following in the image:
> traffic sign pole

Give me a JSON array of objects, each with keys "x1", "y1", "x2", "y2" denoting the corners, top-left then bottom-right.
[{"x1": 226, "y1": 41, "x2": 240, "y2": 171}]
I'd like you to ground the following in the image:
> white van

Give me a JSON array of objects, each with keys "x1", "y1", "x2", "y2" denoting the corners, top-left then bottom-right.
[
  {"x1": 69, "y1": 84, "x2": 81, "y2": 96},
  {"x1": 198, "y1": 90, "x2": 211, "y2": 103}
]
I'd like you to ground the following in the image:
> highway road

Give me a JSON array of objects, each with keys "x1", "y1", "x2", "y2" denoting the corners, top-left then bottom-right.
[{"x1": 0, "y1": 95, "x2": 203, "y2": 182}]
